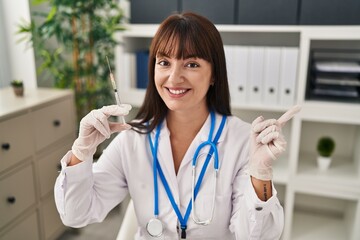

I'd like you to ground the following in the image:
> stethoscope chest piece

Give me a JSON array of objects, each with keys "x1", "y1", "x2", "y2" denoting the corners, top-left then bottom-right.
[{"x1": 146, "y1": 218, "x2": 163, "y2": 237}]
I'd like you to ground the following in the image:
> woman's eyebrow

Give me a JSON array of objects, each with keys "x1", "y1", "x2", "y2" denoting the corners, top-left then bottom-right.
[
  {"x1": 183, "y1": 54, "x2": 198, "y2": 60},
  {"x1": 156, "y1": 52, "x2": 198, "y2": 60},
  {"x1": 156, "y1": 52, "x2": 170, "y2": 58}
]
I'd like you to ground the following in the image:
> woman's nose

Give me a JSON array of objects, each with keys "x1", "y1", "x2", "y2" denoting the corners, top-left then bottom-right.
[{"x1": 168, "y1": 64, "x2": 184, "y2": 83}]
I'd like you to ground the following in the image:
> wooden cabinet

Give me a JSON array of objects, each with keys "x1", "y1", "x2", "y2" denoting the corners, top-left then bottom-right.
[
  {"x1": 0, "y1": 212, "x2": 39, "y2": 240},
  {"x1": 0, "y1": 114, "x2": 33, "y2": 172},
  {"x1": 0, "y1": 88, "x2": 76, "y2": 240},
  {"x1": 115, "y1": 24, "x2": 360, "y2": 240}
]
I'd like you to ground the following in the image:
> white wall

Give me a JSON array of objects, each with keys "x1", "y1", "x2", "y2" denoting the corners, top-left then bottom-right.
[
  {"x1": 1, "y1": 0, "x2": 37, "y2": 90},
  {"x1": 0, "y1": 2, "x2": 10, "y2": 88}
]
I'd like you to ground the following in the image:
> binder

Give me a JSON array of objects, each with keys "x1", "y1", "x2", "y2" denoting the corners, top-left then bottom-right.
[
  {"x1": 233, "y1": 46, "x2": 249, "y2": 104},
  {"x1": 248, "y1": 47, "x2": 265, "y2": 104},
  {"x1": 279, "y1": 47, "x2": 299, "y2": 106},
  {"x1": 224, "y1": 45, "x2": 237, "y2": 103},
  {"x1": 135, "y1": 50, "x2": 149, "y2": 89},
  {"x1": 263, "y1": 47, "x2": 281, "y2": 105}
]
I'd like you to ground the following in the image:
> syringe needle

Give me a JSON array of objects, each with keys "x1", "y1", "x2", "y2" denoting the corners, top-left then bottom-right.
[{"x1": 106, "y1": 56, "x2": 126, "y2": 124}]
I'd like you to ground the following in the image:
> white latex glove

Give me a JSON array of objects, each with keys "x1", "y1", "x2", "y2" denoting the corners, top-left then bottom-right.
[
  {"x1": 72, "y1": 104, "x2": 132, "y2": 161},
  {"x1": 249, "y1": 105, "x2": 301, "y2": 181}
]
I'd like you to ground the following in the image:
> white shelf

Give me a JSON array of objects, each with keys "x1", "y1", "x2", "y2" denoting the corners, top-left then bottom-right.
[
  {"x1": 231, "y1": 102, "x2": 290, "y2": 112},
  {"x1": 292, "y1": 211, "x2": 349, "y2": 240},
  {"x1": 297, "y1": 153, "x2": 359, "y2": 185},
  {"x1": 295, "y1": 156, "x2": 360, "y2": 200},
  {"x1": 301, "y1": 101, "x2": 360, "y2": 125},
  {"x1": 122, "y1": 24, "x2": 360, "y2": 36}
]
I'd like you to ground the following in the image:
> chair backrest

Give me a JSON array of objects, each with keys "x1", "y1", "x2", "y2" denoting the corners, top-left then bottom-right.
[{"x1": 116, "y1": 199, "x2": 138, "y2": 240}]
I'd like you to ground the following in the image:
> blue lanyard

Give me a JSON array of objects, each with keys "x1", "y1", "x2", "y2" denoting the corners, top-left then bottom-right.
[{"x1": 148, "y1": 112, "x2": 227, "y2": 238}]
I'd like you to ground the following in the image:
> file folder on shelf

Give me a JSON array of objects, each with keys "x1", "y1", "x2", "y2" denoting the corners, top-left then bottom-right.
[
  {"x1": 279, "y1": 47, "x2": 299, "y2": 106},
  {"x1": 135, "y1": 50, "x2": 149, "y2": 89},
  {"x1": 224, "y1": 45, "x2": 250, "y2": 105},
  {"x1": 224, "y1": 45, "x2": 239, "y2": 104},
  {"x1": 248, "y1": 47, "x2": 265, "y2": 104},
  {"x1": 263, "y1": 47, "x2": 281, "y2": 105},
  {"x1": 234, "y1": 46, "x2": 249, "y2": 104}
]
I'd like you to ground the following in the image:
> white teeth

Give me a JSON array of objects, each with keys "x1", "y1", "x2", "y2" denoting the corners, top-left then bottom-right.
[{"x1": 169, "y1": 89, "x2": 186, "y2": 95}]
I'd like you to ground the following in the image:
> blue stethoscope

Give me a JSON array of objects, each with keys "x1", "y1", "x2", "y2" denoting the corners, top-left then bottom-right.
[{"x1": 147, "y1": 111, "x2": 227, "y2": 239}]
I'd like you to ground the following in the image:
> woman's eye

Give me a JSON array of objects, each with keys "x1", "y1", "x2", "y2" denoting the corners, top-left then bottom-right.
[
  {"x1": 157, "y1": 60, "x2": 169, "y2": 66},
  {"x1": 186, "y1": 62, "x2": 199, "y2": 68}
]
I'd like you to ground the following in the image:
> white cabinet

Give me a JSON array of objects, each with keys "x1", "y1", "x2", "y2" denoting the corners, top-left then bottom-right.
[
  {"x1": 115, "y1": 24, "x2": 360, "y2": 240},
  {"x1": 0, "y1": 88, "x2": 76, "y2": 240}
]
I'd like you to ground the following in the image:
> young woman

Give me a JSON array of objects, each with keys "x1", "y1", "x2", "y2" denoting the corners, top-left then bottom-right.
[{"x1": 55, "y1": 12, "x2": 299, "y2": 239}]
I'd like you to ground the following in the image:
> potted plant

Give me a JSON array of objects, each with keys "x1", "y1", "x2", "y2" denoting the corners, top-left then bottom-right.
[
  {"x1": 316, "y1": 136, "x2": 335, "y2": 171},
  {"x1": 11, "y1": 80, "x2": 24, "y2": 97},
  {"x1": 17, "y1": 0, "x2": 126, "y2": 122}
]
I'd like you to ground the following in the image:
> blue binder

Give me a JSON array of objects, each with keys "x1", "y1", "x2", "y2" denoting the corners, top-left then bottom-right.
[{"x1": 136, "y1": 50, "x2": 149, "y2": 89}]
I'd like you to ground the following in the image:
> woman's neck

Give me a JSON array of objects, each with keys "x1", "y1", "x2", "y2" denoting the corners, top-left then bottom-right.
[
  {"x1": 166, "y1": 107, "x2": 209, "y2": 138},
  {"x1": 166, "y1": 107, "x2": 210, "y2": 174}
]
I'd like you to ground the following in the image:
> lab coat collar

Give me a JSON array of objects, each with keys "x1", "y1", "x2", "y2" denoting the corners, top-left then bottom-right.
[
  {"x1": 148, "y1": 112, "x2": 226, "y2": 142},
  {"x1": 151, "y1": 120, "x2": 180, "y2": 201},
  {"x1": 199, "y1": 112, "x2": 226, "y2": 143},
  {"x1": 178, "y1": 112, "x2": 226, "y2": 175}
]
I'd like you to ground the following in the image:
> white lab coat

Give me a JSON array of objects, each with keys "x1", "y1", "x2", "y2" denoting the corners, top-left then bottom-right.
[{"x1": 54, "y1": 113, "x2": 284, "y2": 240}]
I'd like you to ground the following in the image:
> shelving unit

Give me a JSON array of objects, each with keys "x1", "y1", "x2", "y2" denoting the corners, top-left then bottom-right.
[{"x1": 115, "y1": 24, "x2": 360, "y2": 240}]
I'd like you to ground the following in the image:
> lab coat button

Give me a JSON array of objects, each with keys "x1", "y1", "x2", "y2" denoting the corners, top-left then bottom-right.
[{"x1": 255, "y1": 207, "x2": 263, "y2": 211}]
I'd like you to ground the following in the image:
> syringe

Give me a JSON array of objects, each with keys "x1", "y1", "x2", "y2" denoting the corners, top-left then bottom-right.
[{"x1": 106, "y1": 56, "x2": 126, "y2": 124}]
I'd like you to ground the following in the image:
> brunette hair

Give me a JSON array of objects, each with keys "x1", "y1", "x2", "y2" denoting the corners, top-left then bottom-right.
[{"x1": 130, "y1": 12, "x2": 231, "y2": 133}]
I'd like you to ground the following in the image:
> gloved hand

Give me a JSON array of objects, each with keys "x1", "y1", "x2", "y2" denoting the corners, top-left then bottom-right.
[
  {"x1": 72, "y1": 104, "x2": 132, "y2": 161},
  {"x1": 249, "y1": 105, "x2": 301, "y2": 181}
]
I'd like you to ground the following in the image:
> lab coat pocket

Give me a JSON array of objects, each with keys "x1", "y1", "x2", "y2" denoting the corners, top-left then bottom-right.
[{"x1": 191, "y1": 193, "x2": 233, "y2": 237}]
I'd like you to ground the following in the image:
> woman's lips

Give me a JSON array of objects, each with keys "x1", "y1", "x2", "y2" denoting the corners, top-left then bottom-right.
[{"x1": 166, "y1": 87, "x2": 190, "y2": 97}]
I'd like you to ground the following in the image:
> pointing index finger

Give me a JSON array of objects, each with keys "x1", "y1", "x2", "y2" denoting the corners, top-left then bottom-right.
[{"x1": 277, "y1": 105, "x2": 301, "y2": 127}]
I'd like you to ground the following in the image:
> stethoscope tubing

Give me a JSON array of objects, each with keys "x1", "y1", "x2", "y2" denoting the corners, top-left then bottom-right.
[{"x1": 147, "y1": 111, "x2": 227, "y2": 233}]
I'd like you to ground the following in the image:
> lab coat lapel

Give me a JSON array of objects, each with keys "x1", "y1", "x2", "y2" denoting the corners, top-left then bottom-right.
[
  {"x1": 178, "y1": 113, "x2": 211, "y2": 172},
  {"x1": 177, "y1": 112, "x2": 226, "y2": 180}
]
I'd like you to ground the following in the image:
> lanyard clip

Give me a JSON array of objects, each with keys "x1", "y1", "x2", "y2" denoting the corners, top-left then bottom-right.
[{"x1": 180, "y1": 225, "x2": 187, "y2": 239}]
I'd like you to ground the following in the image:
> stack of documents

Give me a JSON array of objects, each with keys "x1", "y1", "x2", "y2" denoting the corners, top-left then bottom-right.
[
  {"x1": 315, "y1": 61, "x2": 360, "y2": 73},
  {"x1": 309, "y1": 54, "x2": 360, "y2": 101}
]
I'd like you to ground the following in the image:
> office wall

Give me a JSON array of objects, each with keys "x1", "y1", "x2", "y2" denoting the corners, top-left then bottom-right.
[
  {"x1": 0, "y1": 2, "x2": 10, "y2": 88},
  {"x1": 0, "y1": 0, "x2": 37, "y2": 90}
]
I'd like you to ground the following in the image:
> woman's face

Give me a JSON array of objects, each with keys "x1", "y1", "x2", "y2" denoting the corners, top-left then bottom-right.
[{"x1": 154, "y1": 53, "x2": 212, "y2": 114}]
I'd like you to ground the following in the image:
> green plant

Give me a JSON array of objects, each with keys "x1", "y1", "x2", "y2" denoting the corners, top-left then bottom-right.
[
  {"x1": 11, "y1": 80, "x2": 24, "y2": 87},
  {"x1": 17, "y1": 0, "x2": 126, "y2": 121},
  {"x1": 317, "y1": 136, "x2": 335, "y2": 157}
]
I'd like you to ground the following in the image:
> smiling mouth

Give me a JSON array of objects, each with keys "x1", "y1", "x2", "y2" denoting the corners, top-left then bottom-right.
[{"x1": 167, "y1": 88, "x2": 189, "y2": 96}]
